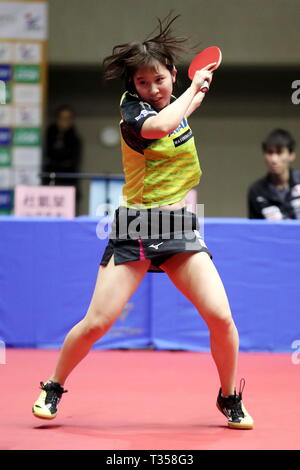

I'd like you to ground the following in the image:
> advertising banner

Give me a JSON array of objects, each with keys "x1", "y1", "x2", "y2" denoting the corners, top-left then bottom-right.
[{"x1": 0, "y1": 0, "x2": 47, "y2": 214}]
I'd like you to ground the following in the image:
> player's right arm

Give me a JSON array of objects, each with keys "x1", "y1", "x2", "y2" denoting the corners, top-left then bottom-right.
[{"x1": 141, "y1": 67, "x2": 213, "y2": 139}]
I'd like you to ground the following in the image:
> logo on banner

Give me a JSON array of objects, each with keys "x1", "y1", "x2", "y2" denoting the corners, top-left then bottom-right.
[
  {"x1": 24, "y1": 12, "x2": 42, "y2": 32},
  {"x1": 15, "y1": 106, "x2": 41, "y2": 127},
  {"x1": 13, "y1": 84, "x2": 41, "y2": 104},
  {"x1": 0, "y1": 65, "x2": 12, "y2": 82},
  {"x1": 0, "y1": 128, "x2": 12, "y2": 145},
  {"x1": 0, "y1": 190, "x2": 13, "y2": 209},
  {"x1": 0, "y1": 147, "x2": 11, "y2": 167},
  {"x1": 13, "y1": 128, "x2": 40, "y2": 146},
  {"x1": 14, "y1": 65, "x2": 40, "y2": 83},
  {"x1": 13, "y1": 166, "x2": 40, "y2": 186},
  {"x1": 15, "y1": 43, "x2": 41, "y2": 63},
  {"x1": 0, "y1": 43, "x2": 13, "y2": 63},
  {"x1": 0, "y1": 3, "x2": 47, "y2": 40}
]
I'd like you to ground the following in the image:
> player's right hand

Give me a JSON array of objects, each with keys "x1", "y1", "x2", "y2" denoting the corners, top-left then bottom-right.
[{"x1": 191, "y1": 63, "x2": 215, "y2": 91}]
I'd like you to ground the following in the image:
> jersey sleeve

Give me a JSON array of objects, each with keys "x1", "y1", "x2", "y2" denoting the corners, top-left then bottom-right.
[
  {"x1": 120, "y1": 93, "x2": 158, "y2": 135},
  {"x1": 247, "y1": 185, "x2": 263, "y2": 219}
]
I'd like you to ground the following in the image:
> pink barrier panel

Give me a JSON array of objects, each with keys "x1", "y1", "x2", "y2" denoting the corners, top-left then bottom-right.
[{"x1": 14, "y1": 185, "x2": 75, "y2": 218}]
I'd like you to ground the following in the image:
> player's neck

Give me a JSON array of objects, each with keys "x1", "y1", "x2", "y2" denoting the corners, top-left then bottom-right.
[{"x1": 269, "y1": 168, "x2": 290, "y2": 189}]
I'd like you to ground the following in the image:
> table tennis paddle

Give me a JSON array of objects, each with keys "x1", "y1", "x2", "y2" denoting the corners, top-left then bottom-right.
[{"x1": 188, "y1": 46, "x2": 222, "y2": 93}]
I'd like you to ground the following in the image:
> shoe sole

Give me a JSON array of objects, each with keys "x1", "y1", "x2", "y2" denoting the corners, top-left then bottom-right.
[
  {"x1": 228, "y1": 421, "x2": 253, "y2": 430},
  {"x1": 32, "y1": 407, "x2": 57, "y2": 420},
  {"x1": 216, "y1": 402, "x2": 254, "y2": 430}
]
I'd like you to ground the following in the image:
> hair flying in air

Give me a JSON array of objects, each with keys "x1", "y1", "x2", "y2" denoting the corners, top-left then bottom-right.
[{"x1": 102, "y1": 13, "x2": 192, "y2": 92}]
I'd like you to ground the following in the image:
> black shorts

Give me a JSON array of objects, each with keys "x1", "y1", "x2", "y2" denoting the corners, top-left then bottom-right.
[{"x1": 100, "y1": 206, "x2": 211, "y2": 273}]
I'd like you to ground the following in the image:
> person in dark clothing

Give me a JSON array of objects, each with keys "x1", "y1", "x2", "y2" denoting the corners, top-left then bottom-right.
[
  {"x1": 42, "y1": 105, "x2": 82, "y2": 207},
  {"x1": 248, "y1": 129, "x2": 300, "y2": 219}
]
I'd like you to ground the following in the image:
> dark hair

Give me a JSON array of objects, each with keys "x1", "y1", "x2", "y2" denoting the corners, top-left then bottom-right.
[
  {"x1": 262, "y1": 129, "x2": 296, "y2": 153},
  {"x1": 102, "y1": 13, "x2": 191, "y2": 93}
]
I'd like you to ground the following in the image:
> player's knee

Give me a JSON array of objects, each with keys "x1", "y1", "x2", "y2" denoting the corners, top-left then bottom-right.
[
  {"x1": 83, "y1": 314, "x2": 114, "y2": 340},
  {"x1": 205, "y1": 308, "x2": 235, "y2": 333}
]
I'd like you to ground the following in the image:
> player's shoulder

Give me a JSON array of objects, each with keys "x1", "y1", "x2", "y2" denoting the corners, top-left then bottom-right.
[
  {"x1": 120, "y1": 91, "x2": 155, "y2": 110},
  {"x1": 120, "y1": 91, "x2": 140, "y2": 106},
  {"x1": 248, "y1": 174, "x2": 269, "y2": 193},
  {"x1": 120, "y1": 91, "x2": 159, "y2": 125}
]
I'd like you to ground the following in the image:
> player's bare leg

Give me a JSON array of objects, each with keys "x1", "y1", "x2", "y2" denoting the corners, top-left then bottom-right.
[
  {"x1": 32, "y1": 255, "x2": 150, "y2": 419},
  {"x1": 161, "y1": 251, "x2": 253, "y2": 429}
]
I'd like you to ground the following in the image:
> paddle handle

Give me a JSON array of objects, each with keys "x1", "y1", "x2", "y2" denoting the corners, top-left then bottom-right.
[{"x1": 200, "y1": 80, "x2": 209, "y2": 93}]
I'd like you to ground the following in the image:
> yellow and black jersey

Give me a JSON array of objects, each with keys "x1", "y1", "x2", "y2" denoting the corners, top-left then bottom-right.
[{"x1": 119, "y1": 91, "x2": 202, "y2": 208}]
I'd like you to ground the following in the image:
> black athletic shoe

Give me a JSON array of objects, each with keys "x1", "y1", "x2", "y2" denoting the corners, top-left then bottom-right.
[
  {"x1": 216, "y1": 378, "x2": 254, "y2": 429},
  {"x1": 32, "y1": 381, "x2": 68, "y2": 419}
]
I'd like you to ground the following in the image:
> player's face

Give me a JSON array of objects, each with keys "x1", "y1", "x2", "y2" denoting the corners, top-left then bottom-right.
[
  {"x1": 133, "y1": 62, "x2": 176, "y2": 110},
  {"x1": 264, "y1": 147, "x2": 296, "y2": 175}
]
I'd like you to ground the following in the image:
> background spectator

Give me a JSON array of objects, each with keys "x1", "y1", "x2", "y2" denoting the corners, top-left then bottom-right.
[
  {"x1": 42, "y1": 105, "x2": 82, "y2": 211},
  {"x1": 247, "y1": 129, "x2": 300, "y2": 220}
]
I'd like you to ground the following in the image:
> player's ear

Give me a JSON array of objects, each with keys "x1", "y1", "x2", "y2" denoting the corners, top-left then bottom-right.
[
  {"x1": 289, "y1": 151, "x2": 296, "y2": 163},
  {"x1": 172, "y1": 66, "x2": 177, "y2": 83}
]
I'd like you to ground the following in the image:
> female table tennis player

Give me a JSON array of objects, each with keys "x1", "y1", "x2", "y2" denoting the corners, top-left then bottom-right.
[{"x1": 32, "y1": 14, "x2": 254, "y2": 430}]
